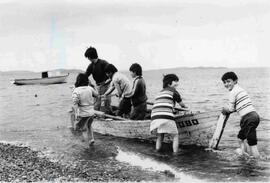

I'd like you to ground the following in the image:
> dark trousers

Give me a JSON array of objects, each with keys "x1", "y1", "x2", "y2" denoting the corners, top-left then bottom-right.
[
  {"x1": 117, "y1": 97, "x2": 131, "y2": 116},
  {"x1": 95, "y1": 83, "x2": 112, "y2": 114},
  {"x1": 237, "y1": 111, "x2": 260, "y2": 146},
  {"x1": 130, "y1": 102, "x2": 147, "y2": 120}
]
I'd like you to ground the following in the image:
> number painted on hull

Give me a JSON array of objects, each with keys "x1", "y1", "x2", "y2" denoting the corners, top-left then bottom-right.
[{"x1": 176, "y1": 119, "x2": 199, "y2": 128}]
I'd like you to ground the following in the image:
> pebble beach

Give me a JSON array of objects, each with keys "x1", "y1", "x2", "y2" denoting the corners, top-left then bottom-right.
[{"x1": 0, "y1": 142, "x2": 174, "y2": 182}]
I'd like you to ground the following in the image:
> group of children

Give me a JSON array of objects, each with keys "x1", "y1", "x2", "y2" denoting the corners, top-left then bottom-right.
[
  {"x1": 72, "y1": 66, "x2": 261, "y2": 158},
  {"x1": 71, "y1": 63, "x2": 148, "y2": 146}
]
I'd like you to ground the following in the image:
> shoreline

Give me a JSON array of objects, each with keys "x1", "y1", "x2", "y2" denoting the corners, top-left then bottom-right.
[{"x1": 0, "y1": 142, "x2": 175, "y2": 182}]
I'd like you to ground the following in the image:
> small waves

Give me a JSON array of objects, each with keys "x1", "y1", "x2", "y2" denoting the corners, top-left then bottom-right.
[{"x1": 115, "y1": 147, "x2": 203, "y2": 182}]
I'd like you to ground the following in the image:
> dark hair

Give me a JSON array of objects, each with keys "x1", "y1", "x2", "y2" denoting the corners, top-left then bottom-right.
[
  {"x1": 84, "y1": 47, "x2": 98, "y2": 59},
  {"x1": 163, "y1": 74, "x2": 179, "y2": 88},
  {"x1": 105, "y1": 64, "x2": 118, "y2": 74},
  {"x1": 221, "y1": 72, "x2": 238, "y2": 82},
  {"x1": 75, "y1": 73, "x2": 89, "y2": 87},
  {"x1": 129, "y1": 63, "x2": 142, "y2": 76}
]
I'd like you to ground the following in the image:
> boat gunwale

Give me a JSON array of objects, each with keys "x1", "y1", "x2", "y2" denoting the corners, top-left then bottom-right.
[{"x1": 95, "y1": 110, "x2": 221, "y2": 123}]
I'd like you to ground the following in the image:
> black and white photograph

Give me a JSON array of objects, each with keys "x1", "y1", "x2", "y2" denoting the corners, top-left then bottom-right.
[{"x1": 0, "y1": 0, "x2": 269, "y2": 182}]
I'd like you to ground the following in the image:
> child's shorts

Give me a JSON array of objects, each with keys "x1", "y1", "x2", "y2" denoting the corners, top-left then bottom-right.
[{"x1": 237, "y1": 111, "x2": 260, "y2": 146}]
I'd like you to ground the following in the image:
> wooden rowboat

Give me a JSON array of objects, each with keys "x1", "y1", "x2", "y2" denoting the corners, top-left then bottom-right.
[
  {"x1": 13, "y1": 72, "x2": 69, "y2": 85},
  {"x1": 90, "y1": 110, "x2": 229, "y2": 148}
]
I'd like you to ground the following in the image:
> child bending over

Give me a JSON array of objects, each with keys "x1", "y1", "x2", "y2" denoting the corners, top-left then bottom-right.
[
  {"x1": 150, "y1": 74, "x2": 188, "y2": 154},
  {"x1": 103, "y1": 64, "x2": 132, "y2": 118},
  {"x1": 221, "y1": 71, "x2": 260, "y2": 158}
]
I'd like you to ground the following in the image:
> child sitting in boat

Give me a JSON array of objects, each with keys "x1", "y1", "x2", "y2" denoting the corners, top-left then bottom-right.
[
  {"x1": 124, "y1": 63, "x2": 148, "y2": 120},
  {"x1": 150, "y1": 74, "x2": 189, "y2": 154},
  {"x1": 102, "y1": 64, "x2": 132, "y2": 118},
  {"x1": 221, "y1": 71, "x2": 260, "y2": 158},
  {"x1": 72, "y1": 73, "x2": 98, "y2": 146}
]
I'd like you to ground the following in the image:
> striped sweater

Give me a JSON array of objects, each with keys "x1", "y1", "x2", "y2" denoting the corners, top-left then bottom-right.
[
  {"x1": 227, "y1": 84, "x2": 255, "y2": 117},
  {"x1": 151, "y1": 89, "x2": 175, "y2": 120}
]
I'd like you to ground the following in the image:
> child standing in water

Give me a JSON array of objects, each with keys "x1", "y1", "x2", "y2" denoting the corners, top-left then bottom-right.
[
  {"x1": 72, "y1": 73, "x2": 98, "y2": 146},
  {"x1": 221, "y1": 71, "x2": 260, "y2": 158},
  {"x1": 150, "y1": 74, "x2": 188, "y2": 154}
]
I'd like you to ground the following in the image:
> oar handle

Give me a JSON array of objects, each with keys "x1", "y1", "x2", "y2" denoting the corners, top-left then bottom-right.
[{"x1": 93, "y1": 110, "x2": 126, "y2": 121}]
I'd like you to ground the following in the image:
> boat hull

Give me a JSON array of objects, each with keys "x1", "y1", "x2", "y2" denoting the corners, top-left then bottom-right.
[
  {"x1": 13, "y1": 75, "x2": 68, "y2": 85},
  {"x1": 92, "y1": 110, "x2": 225, "y2": 147}
]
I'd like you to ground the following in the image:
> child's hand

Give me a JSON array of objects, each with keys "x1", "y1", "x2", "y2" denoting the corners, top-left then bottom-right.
[
  {"x1": 183, "y1": 106, "x2": 190, "y2": 111},
  {"x1": 221, "y1": 107, "x2": 230, "y2": 115}
]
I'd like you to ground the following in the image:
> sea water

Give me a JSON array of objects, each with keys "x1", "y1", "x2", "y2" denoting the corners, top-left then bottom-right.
[{"x1": 0, "y1": 67, "x2": 269, "y2": 182}]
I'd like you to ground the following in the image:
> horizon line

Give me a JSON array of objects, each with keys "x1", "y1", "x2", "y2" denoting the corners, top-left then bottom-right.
[{"x1": 1, "y1": 66, "x2": 270, "y2": 73}]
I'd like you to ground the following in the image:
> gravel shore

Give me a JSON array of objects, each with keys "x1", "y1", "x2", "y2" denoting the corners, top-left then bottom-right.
[{"x1": 0, "y1": 143, "x2": 174, "y2": 182}]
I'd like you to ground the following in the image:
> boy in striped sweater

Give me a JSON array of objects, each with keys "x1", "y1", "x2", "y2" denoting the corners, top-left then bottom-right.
[{"x1": 221, "y1": 72, "x2": 260, "y2": 158}]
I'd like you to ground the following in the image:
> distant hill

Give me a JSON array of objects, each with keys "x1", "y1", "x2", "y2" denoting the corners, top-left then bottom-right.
[
  {"x1": 49, "y1": 69, "x2": 84, "y2": 74},
  {"x1": 0, "y1": 70, "x2": 34, "y2": 74},
  {"x1": 0, "y1": 69, "x2": 84, "y2": 74},
  {"x1": 145, "y1": 66, "x2": 228, "y2": 72}
]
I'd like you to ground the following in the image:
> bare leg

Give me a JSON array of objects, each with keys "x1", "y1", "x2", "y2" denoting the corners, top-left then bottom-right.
[
  {"x1": 69, "y1": 107, "x2": 76, "y2": 129},
  {"x1": 249, "y1": 145, "x2": 260, "y2": 158},
  {"x1": 88, "y1": 118, "x2": 95, "y2": 145},
  {"x1": 172, "y1": 134, "x2": 179, "y2": 153},
  {"x1": 236, "y1": 139, "x2": 249, "y2": 156},
  {"x1": 156, "y1": 133, "x2": 164, "y2": 151},
  {"x1": 243, "y1": 140, "x2": 250, "y2": 154},
  {"x1": 86, "y1": 117, "x2": 95, "y2": 146}
]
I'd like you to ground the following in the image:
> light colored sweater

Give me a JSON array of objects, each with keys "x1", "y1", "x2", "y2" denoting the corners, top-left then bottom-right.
[{"x1": 227, "y1": 84, "x2": 255, "y2": 117}]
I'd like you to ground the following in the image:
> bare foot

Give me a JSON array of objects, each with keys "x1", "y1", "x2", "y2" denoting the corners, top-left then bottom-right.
[
  {"x1": 235, "y1": 148, "x2": 249, "y2": 156},
  {"x1": 89, "y1": 140, "x2": 95, "y2": 146}
]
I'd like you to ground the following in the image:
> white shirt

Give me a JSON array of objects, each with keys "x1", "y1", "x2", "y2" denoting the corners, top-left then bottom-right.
[
  {"x1": 227, "y1": 84, "x2": 255, "y2": 117},
  {"x1": 111, "y1": 72, "x2": 132, "y2": 96},
  {"x1": 72, "y1": 86, "x2": 95, "y2": 117}
]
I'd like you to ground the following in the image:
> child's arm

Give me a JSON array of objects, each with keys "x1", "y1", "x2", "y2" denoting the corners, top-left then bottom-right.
[
  {"x1": 114, "y1": 82, "x2": 123, "y2": 98},
  {"x1": 174, "y1": 89, "x2": 189, "y2": 110},
  {"x1": 103, "y1": 85, "x2": 115, "y2": 97},
  {"x1": 222, "y1": 92, "x2": 236, "y2": 115},
  {"x1": 104, "y1": 78, "x2": 112, "y2": 85},
  {"x1": 124, "y1": 78, "x2": 139, "y2": 98},
  {"x1": 177, "y1": 101, "x2": 189, "y2": 111},
  {"x1": 72, "y1": 91, "x2": 80, "y2": 119},
  {"x1": 72, "y1": 91, "x2": 79, "y2": 105},
  {"x1": 90, "y1": 87, "x2": 99, "y2": 98}
]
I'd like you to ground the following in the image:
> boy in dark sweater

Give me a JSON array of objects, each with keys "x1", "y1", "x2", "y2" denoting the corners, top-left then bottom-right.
[{"x1": 124, "y1": 63, "x2": 148, "y2": 120}]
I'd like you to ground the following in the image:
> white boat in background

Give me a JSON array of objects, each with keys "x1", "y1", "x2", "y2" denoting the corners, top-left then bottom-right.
[{"x1": 13, "y1": 71, "x2": 69, "y2": 85}]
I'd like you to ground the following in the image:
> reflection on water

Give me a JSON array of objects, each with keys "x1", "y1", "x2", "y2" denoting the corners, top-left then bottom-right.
[{"x1": 115, "y1": 147, "x2": 202, "y2": 182}]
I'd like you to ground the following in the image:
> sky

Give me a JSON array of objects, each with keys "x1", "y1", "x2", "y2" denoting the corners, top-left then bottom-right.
[{"x1": 0, "y1": 0, "x2": 269, "y2": 72}]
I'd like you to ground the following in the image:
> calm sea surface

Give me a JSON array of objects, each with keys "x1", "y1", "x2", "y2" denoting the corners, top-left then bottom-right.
[{"x1": 0, "y1": 67, "x2": 269, "y2": 182}]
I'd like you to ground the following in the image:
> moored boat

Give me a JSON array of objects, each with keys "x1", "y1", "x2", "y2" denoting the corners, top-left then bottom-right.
[{"x1": 13, "y1": 71, "x2": 69, "y2": 85}]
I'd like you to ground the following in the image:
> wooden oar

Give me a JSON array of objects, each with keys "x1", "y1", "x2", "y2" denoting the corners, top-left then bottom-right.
[
  {"x1": 93, "y1": 110, "x2": 126, "y2": 121},
  {"x1": 146, "y1": 101, "x2": 189, "y2": 111},
  {"x1": 209, "y1": 114, "x2": 230, "y2": 149}
]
